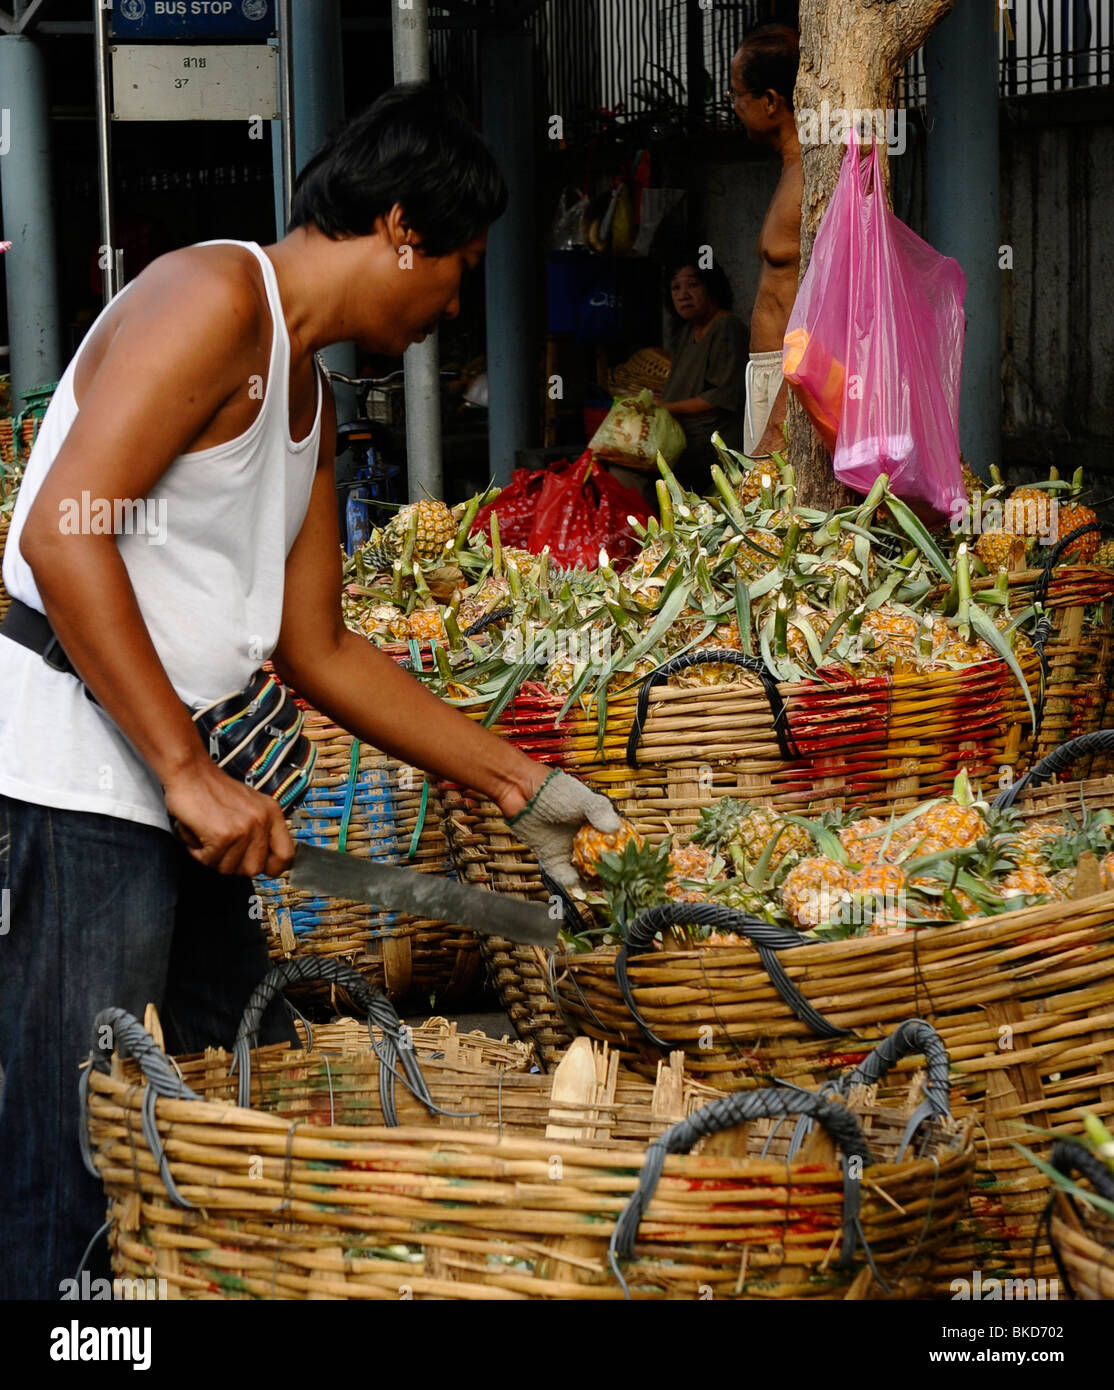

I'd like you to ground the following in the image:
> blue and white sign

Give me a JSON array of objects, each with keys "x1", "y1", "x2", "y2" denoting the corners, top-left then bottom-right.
[{"x1": 110, "y1": 0, "x2": 275, "y2": 41}]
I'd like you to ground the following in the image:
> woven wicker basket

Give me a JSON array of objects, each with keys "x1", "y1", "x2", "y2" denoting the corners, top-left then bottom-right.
[
  {"x1": 958, "y1": 527, "x2": 1114, "y2": 769},
  {"x1": 82, "y1": 968, "x2": 975, "y2": 1301},
  {"x1": 254, "y1": 699, "x2": 483, "y2": 1008},
  {"x1": 0, "y1": 512, "x2": 10, "y2": 625},
  {"x1": 1048, "y1": 1142, "x2": 1114, "y2": 1300}
]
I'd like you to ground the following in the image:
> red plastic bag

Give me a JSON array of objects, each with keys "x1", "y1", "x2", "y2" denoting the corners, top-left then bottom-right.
[
  {"x1": 471, "y1": 467, "x2": 550, "y2": 548},
  {"x1": 527, "y1": 451, "x2": 651, "y2": 570},
  {"x1": 783, "y1": 136, "x2": 966, "y2": 520}
]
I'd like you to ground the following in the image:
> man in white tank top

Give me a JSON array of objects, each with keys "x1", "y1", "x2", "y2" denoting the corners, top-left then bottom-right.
[{"x1": 0, "y1": 85, "x2": 619, "y2": 1299}]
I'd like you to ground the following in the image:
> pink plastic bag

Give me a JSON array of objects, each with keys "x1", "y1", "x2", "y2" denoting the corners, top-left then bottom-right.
[{"x1": 783, "y1": 136, "x2": 967, "y2": 520}]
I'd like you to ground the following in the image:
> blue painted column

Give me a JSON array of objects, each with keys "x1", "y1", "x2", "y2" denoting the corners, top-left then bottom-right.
[
  {"x1": 925, "y1": 4, "x2": 1001, "y2": 480},
  {"x1": 481, "y1": 31, "x2": 535, "y2": 486},
  {"x1": 0, "y1": 35, "x2": 62, "y2": 406}
]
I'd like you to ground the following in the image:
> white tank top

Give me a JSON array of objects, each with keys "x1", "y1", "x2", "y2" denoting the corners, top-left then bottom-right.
[{"x1": 0, "y1": 240, "x2": 322, "y2": 831}]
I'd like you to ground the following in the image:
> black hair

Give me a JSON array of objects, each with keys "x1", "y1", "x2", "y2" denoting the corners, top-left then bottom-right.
[
  {"x1": 289, "y1": 82, "x2": 508, "y2": 256},
  {"x1": 665, "y1": 255, "x2": 734, "y2": 313},
  {"x1": 735, "y1": 24, "x2": 800, "y2": 111}
]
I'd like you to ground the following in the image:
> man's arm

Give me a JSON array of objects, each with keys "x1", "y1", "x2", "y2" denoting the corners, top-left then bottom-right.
[
  {"x1": 662, "y1": 396, "x2": 716, "y2": 418},
  {"x1": 271, "y1": 387, "x2": 548, "y2": 821},
  {"x1": 19, "y1": 252, "x2": 294, "y2": 876}
]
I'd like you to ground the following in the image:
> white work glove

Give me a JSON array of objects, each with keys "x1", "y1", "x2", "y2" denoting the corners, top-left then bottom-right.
[{"x1": 509, "y1": 768, "x2": 621, "y2": 893}]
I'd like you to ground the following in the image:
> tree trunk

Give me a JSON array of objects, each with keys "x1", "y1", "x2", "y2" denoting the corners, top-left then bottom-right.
[{"x1": 790, "y1": 0, "x2": 956, "y2": 510}]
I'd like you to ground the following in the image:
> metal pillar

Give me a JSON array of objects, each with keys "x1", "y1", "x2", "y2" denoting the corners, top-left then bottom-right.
[
  {"x1": 0, "y1": 34, "x2": 62, "y2": 405},
  {"x1": 291, "y1": 0, "x2": 354, "y2": 396},
  {"x1": 925, "y1": 5, "x2": 1000, "y2": 480},
  {"x1": 392, "y1": 0, "x2": 443, "y2": 502},
  {"x1": 482, "y1": 31, "x2": 534, "y2": 486}
]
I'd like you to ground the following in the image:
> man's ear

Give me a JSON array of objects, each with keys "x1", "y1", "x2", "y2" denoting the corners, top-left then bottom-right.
[{"x1": 383, "y1": 203, "x2": 413, "y2": 250}]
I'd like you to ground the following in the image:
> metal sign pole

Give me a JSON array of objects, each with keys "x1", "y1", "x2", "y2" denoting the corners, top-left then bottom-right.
[
  {"x1": 392, "y1": 0, "x2": 443, "y2": 503},
  {"x1": 93, "y1": 0, "x2": 117, "y2": 300},
  {"x1": 277, "y1": 0, "x2": 294, "y2": 227}
]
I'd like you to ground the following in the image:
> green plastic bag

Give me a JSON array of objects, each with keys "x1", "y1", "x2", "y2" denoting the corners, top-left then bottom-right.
[{"x1": 588, "y1": 388, "x2": 685, "y2": 472}]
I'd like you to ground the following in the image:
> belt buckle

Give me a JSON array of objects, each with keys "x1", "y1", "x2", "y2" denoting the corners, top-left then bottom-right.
[{"x1": 41, "y1": 633, "x2": 72, "y2": 675}]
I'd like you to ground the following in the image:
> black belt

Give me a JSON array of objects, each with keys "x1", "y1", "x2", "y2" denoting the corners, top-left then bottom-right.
[{"x1": 1, "y1": 597, "x2": 85, "y2": 683}]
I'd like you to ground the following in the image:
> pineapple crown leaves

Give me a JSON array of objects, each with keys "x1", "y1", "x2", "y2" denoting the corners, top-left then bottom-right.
[
  {"x1": 597, "y1": 837, "x2": 675, "y2": 934},
  {"x1": 779, "y1": 813, "x2": 849, "y2": 867},
  {"x1": 691, "y1": 797, "x2": 748, "y2": 852}
]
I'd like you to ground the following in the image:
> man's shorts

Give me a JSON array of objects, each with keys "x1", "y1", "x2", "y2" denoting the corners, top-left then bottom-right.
[{"x1": 743, "y1": 349, "x2": 784, "y2": 457}]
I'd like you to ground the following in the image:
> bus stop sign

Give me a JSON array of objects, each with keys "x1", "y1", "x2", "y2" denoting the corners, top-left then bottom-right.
[{"x1": 109, "y1": 1, "x2": 276, "y2": 42}]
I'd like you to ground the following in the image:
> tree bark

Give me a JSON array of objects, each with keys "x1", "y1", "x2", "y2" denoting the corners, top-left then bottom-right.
[{"x1": 790, "y1": 0, "x2": 956, "y2": 510}]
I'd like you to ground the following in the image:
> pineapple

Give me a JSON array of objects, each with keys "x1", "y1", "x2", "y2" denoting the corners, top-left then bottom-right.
[
  {"x1": 736, "y1": 464, "x2": 776, "y2": 507},
  {"x1": 570, "y1": 818, "x2": 643, "y2": 885},
  {"x1": 1000, "y1": 866, "x2": 1063, "y2": 903},
  {"x1": 781, "y1": 857, "x2": 851, "y2": 928},
  {"x1": 1005, "y1": 486, "x2": 1057, "y2": 548},
  {"x1": 905, "y1": 801, "x2": 986, "y2": 854},
  {"x1": 387, "y1": 500, "x2": 456, "y2": 561},
  {"x1": 666, "y1": 841, "x2": 719, "y2": 901},
  {"x1": 903, "y1": 776, "x2": 987, "y2": 855},
  {"x1": 837, "y1": 816, "x2": 888, "y2": 866},
  {"x1": 974, "y1": 528, "x2": 1025, "y2": 573},
  {"x1": 1056, "y1": 500, "x2": 1100, "y2": 561},
  {"x1": 1003, "y1": 815, "x2": 1060, "y2": 872},
  {"x1": 712, "y1": 802, "x2": 811, "y2": 872},
  {"x1": 733, "y1": 528, "x2": 782, "y2": 579},
  {"x1": 358, "y1": 602, "x2": 410, "y2": 641},
  {"x1": 1095, "y1": 538, "x2": 1114, "y2": 569},
  {"x1": 847, "y1": 863, "x2": 907, "y2": 934},
  {"x1": 406, "y1": 607, "x2": 447, "y2": 643}
]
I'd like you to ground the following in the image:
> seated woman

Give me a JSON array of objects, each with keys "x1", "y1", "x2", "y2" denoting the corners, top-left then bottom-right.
[{"x1": 660, "y1": 257, "x2": 748, "y2": 491}]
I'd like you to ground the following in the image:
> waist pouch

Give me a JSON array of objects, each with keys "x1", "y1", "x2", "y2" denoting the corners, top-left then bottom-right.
[
  {"x1": 0, "y1": 598, "x2": 314, "y2": 813},
  {"x1": 189, "y1": 669, "x2": 316, "y2": 812}
]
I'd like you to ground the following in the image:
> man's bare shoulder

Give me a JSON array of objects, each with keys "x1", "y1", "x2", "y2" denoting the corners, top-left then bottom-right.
[
  {"x1": 120, "y1": 244, "x2": 267, "y2": 340},
  {"x1": 76, "y1": 244, "x2": 268, "y2": 397}
]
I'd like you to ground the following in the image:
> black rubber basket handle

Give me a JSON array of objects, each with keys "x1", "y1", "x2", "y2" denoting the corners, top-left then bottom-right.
[
  {"x1": 625, "y1": 649, "x2": 797, "y2": 767},
  {"x1": 463, "y1": 605, "x2": 513, "y2": 639},
  {"x1": 1050, "y1": 1140, "x2": 1114, "y2": 1204},
  {"x1": 81, "y1": 1007, "x2": 203, "y2": 1210},
  {"x1": 833, "y1": 1018, "x2": 952, "y2": 1160},
  {"x1": 1033, "y1": 520, "x2": 1103, "y2": 610},
  {"x1": 608, "y1": 1085, "x2": 873, "y2": 1297},
  {"x1": 993, "y1": 728, "x2": 1114, "y2": 810},
  {"x1": 614, "y1": 901, "x2": 846, "y2": 1048},
  {"x1": 232, "y1": 958, "x2": 443, "y2": 1125}
]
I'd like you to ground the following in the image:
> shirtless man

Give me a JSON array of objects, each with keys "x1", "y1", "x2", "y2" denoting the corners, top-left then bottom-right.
[
  {"x1": 0, "y1": 83, "x2": 618, "y2": 1299},
  {"x1": 727, "y1": 25, "x2": 803, "y2": 459}
]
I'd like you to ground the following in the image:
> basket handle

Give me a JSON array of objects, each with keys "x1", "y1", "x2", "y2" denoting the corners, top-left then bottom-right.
[
  {"x1": 837, "y1": 1018, "x2": 951, "y2": 1160},
  {"x1": 992, "y1": 728, "x2": 1114, "y2": 809},
  {"x1": 1033, "y1": 520, "x2": 1103, "y2": 609},
  {"x1": 608, "y1": 1085, "x2": 873, "y2": 1296},
  {"x1": 462, "y1": 605, "x2": 513, "y2": 638},
  {"x1": 1050, "y1": 1140, "x2": 1114, "y2": 1203},
  {"x1": 625, "y1": 649, "x2": 797, "y2": 767},
  {"x1": 81, "y1": 1007, "x2": 203, "y2": 1210},
  {"x1": 232, "y1": 958, "x2": 439, "y2": 1124},
  {"x1": 614, "y1": 901, "x2": 847, "y2": 1049}
]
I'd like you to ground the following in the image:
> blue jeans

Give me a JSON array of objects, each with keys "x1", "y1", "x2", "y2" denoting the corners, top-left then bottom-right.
[{"x1": 0, "y1": 793, "x2": 295, "y2": 1300}]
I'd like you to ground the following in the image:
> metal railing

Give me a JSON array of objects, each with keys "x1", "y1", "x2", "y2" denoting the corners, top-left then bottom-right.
[{"x1": 430, "y1": 0, "x2": 1111, "y2": 137}]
